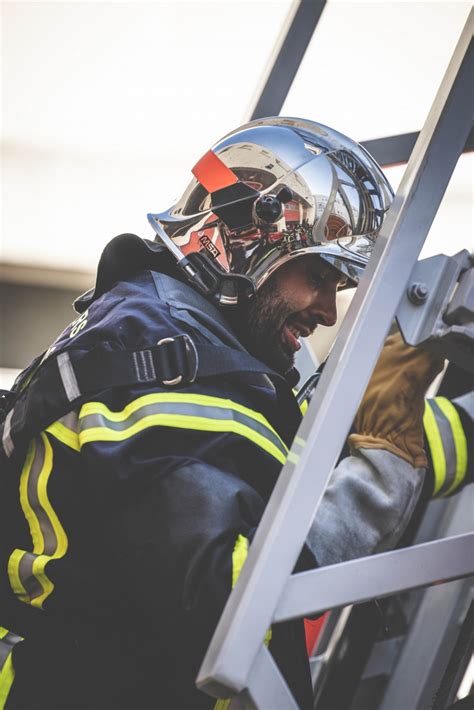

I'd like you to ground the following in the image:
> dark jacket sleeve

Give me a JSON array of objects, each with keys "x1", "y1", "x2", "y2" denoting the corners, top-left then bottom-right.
[{"x1": 79, "y1": 404, "x2": 265, "y2": 598}]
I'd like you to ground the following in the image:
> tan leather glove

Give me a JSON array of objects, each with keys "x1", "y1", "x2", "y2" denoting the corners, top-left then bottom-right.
[{"x1": 348, "y1": 332, "x2": 444, "y2": 468}]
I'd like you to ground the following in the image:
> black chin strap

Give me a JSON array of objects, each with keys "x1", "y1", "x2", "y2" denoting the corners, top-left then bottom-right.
[{"x1": 74, "y1": 233, "x2": 256, "y2": 314}]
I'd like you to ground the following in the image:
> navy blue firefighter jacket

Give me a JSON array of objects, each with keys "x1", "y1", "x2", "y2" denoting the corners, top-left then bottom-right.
[
  {"x1": 0, "y1": 252, "x2": 316, "y2": 709},
  {"x1": 1, "y1": 240, "x2": 471, "y2": 709}
]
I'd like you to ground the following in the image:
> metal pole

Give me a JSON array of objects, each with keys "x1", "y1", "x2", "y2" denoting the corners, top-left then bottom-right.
[
  {"x1": 274, "y1": 534, "x2": 474, "y2": 622},
  {"x1": 361, "y1": 126, "x2": 474, "y2": 166},
  {"x1": 197, "y1": 10, "x2": 474, "y2": 701},
  {"x1": 249, "y1": 0, "x2": 326, "y2": 120},
  {"x1": 379, "y1": 487, "x2": 474, "y2": 710},
  {"x1": 237, "y1": 646, "x2": 299, "y2": 710}
]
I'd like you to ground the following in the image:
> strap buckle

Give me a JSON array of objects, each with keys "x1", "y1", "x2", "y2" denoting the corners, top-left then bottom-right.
[{"x1": 156, "y1": 334, "x2": 198, "y2": 386}]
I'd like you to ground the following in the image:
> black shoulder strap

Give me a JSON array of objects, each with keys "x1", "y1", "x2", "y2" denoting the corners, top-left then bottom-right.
[{"x1": 2, "y1": 336, "x2": 287, "y2": 461}]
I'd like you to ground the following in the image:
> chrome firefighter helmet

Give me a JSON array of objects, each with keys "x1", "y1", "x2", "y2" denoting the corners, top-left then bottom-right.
[{"x1": 148, "y1": 117, "x2": 393, "y2": 306}]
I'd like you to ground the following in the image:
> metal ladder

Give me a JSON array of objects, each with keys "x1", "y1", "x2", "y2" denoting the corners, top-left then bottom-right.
[
  {"x1": 308, "y1": 482, "x2": 473, "y2": 710},
  {"x1": 197, "y1": 10, "x2": 474, "y2": 708}
]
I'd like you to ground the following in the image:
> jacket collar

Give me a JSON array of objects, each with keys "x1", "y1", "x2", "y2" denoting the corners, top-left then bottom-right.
[{"x1": 150, "y1": 270, "x2": 245, "y2": 352}]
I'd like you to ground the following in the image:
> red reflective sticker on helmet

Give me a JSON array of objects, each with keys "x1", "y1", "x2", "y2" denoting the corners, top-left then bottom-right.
[{"x1": 192, "y1": 150, "x2": 238, "y2": 193}]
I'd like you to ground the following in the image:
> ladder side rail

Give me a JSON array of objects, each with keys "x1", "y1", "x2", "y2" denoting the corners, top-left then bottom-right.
[
  {"x1": 231, "y1": 646, "x2": 300, "y2": 710},
  {"x1": 197, "y1": 10, "x2": 474, "y2": 702}
]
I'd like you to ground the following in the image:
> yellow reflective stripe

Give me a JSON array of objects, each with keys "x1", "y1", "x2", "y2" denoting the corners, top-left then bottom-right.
[
  {"x1": 293, "y1": 388, "x2": 308, "y2": 416},
  {"x1": 10, "y1": 433, "x2": 68, "y2": 609},
  {"x1": 435, "y1": 397, "x2": 468, "y2": 496},
  {"x1": 30, "y1": 554, "x2": 55, "y2": 609},
  {"x1": 46, "y1": 421, "x2": 80, "y2": 451},
  {"x1": 232, "y1": 535, "x2": 249, "y2": 589},
  {"x1": 424, "y1": 401, "x2": 446, "y2": 495},
  {"x1": 0, "y1": 629, "x2": 23, "y2": 710},
  {"x1": 29, "y1": 433, "x2": 68, "y2": 608},
  {"x1": 81, "y1": 392, "x2": 279, "y2": 432},
  {"x1": 7, "y1": 550, "x2": 28, "y2": 603},
  {"x1": 214, "y1": 700, "x2": 230, "y2": 710},
  {"x1": 80, "y1": 412, "x2": 287, "y2": 466},
  {"x1": 80, "y1": 412, "x2": 286, "y2": 465},
  {"x1": 231, "y1": 535, "x2": 272, "y2": 646},
  {"x1": 0, "y1": 653, "x2": 15, "y2": 709}
]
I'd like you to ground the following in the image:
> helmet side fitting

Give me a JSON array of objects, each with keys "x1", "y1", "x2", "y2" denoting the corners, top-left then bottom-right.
[{"x1": 148, "y1": 117, "x2": 394, "y2": 308}]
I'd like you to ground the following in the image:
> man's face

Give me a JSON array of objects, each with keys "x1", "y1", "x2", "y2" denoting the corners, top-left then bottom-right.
[{"x1": 243, "y1": 256, "x2": 344, "y2": 374}]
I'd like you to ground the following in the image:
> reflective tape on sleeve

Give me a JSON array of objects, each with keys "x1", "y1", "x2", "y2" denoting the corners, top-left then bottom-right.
[
  {"x1": 79, "y1": 393, "x2": 288, "y2": 465},
  {"x1": 231, "y1": 534, "x2": 271, "y2": 644},
  {"x1": 232, "y1": 535, "x2": 249, "y2": 589},
  {"x1": 434, "y1": 397, "x2": 468, "y2": 496},
  {"x1": 0, "y1": 627, "x2": 23, "y2": 710},
  {"x1": 214, "y1": 700, "x2": 230, "y2": 710},
  {"x1": 57, "y1": 352, "x2": 81, "y2": 402},
  {"x1": 8, "y1": 433, "x2": 69, "y2": 609},
  {"x1": 424, "y1": 397, "x2": 468, "y2": 497},
  {"x1": 293, "y1": 388, "x2": 308, "y2": 416},
  {"x1": 46, "y1": 412, "x2": 80, "y2": 451}
]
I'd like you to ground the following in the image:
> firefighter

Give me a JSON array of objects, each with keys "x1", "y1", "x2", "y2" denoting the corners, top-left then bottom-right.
[{"x1": 0, "y1": 118, "x2": 470, "y2": 709}]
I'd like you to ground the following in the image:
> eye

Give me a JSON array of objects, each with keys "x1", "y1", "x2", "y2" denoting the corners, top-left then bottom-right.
[{"x1": 310, "y1": 273, "x2": 325, "y2": 289}]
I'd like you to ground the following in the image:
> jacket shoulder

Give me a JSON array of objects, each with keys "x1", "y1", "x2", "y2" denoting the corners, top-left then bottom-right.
[{"x1": 50, "y1": 271, "x2": 196, "y2": 354}]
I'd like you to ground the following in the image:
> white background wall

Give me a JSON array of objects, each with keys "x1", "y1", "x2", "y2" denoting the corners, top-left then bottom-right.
[{"x1": 2, "y1": 0, "x2": 473, "y2": 374}]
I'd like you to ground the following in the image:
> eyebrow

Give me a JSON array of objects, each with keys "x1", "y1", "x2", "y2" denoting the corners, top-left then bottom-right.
[{"x1": 312, "y1": 263, "x2": 343, "y2": 284}]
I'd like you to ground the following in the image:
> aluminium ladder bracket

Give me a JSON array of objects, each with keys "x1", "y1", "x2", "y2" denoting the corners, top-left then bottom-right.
[{"x1": 397, "y1": 250, "x2": 474, "y2": 373}]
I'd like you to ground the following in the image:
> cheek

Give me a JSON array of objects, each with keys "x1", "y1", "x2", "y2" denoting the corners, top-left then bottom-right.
[
  {"x1": 288, "y1": 288, "x2": 315, "y2": 313},
  {"x1": 276, "y1": 278, "x2": 313, "y2": 309}
]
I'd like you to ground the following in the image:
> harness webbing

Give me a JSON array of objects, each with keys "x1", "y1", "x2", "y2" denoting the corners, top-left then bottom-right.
[{"x1": 1, "y1": 338, "x2": 289, "y2": 462}]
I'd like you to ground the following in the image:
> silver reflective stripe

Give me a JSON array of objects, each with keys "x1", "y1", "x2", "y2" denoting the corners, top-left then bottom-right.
[
  {"x1": 429, "y1": 399, "x2": 457, "y2": 496},
  {"x1": 26, "y1": 436, "x2": 57, "y2": 555},
  {"x1": 0, "y1": 632, "x2": 22, "y2": 670},
  {"x1": 80, "y1": 400, "x2": 288, "y2": 462},
  {"x1": 60, "y1": 410, "x2": 79, "y2": 431},
  {"x1": 2, "y1": 408, "x2": 14, "y2": 458},
  {"x1": 57, "y1": 352, "x2": 81, "y2": 401},
  {"x1": 18, "y1": 552, "x2": 44, "y2": 601}
]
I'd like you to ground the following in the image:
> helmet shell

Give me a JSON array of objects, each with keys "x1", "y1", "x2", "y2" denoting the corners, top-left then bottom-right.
[{"x1": 148, "y1": 117, "x2": 393, "y2": 289}]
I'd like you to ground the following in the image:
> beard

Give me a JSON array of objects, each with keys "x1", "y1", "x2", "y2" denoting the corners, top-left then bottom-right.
[{"x1": 235, "y1": 278, "x2": 296, "y2": 375}]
